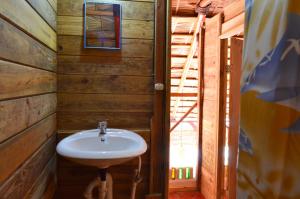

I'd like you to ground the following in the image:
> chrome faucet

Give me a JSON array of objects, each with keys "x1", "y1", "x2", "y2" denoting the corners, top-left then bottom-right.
[{"x1": 98, "y1": 121, "x2": 107, "y2": 141}]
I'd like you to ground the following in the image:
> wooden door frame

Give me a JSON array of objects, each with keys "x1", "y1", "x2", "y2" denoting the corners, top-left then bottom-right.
[
  {"x1": 218, "y1": 34, "x2": 244, "y2": 199},
  {"x1": 227, "y1": 37, "x2": 243, "y2": 199},
  {"x1": 149, "y1": 0, "x2": 171, "y2": 198},
  {"x1": 198, "y1": 25, "x2": 205, "y2": 190}
]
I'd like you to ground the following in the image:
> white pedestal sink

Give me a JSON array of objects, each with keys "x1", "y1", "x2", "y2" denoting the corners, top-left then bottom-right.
[{"x1": 56, "y1": 128, "x2": 147, "y2": 199}]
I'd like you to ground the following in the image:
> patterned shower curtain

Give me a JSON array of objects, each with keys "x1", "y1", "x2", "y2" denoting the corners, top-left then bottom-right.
[{"x1": 238, "y1": 0, "x2": 300, "y2": 198}]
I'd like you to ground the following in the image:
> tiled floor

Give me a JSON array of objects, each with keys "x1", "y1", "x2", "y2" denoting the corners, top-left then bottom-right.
[{"x1": 169, "y1": 191, "x2": 205, "y2": 199}]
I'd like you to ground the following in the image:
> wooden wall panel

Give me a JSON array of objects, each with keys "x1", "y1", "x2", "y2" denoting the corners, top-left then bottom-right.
[
  {"x1": 223, "y1": 0, "x2": 245, "y2": 22},
  {"x1": 201, "y1": 14, "x2": 224, "y2": 199},
  {"x1": 58, "y1": 16, "x2": 153, "y2": 39},
  {"x1": 58, "y1": 93, "x2": 152, "y2": 113},
  {"x1": 26, "y1": 0, "x2": 57, "y2": 30},
  {"x1": 0, "y1": 60, "x2": 56, "y2": 100},
  {"x1": 58, "y1": 75, "x2": 152, "y2": 94},
  {"x1": 0, "y1": 93, "x2": 56, "y2": 143},
  {"x1": 0, "y1": 0, "x2": 57, "y2": 51},
  {"x1": 0, "y1": 136, "x2": 56, "y2": 198},
  {"x1": 0, "y1": 18, "x2": 56, "y2": 71},
  {"x1": 58, "y1": 36, "x2": 153, "y2": 58},
  {"x1": 58, "y1": 56, "x2": 153, "y2": 75},
  {"x1": 0, "y1": 114, "x2": 56, "y2": 184},
  {"x1": 58, "y1": 0, "x2": 154, "y2": 20},
  {"x1": 0, "y1": 0, "x2": 57, "y2": 198},
  {"x1": 57, "y1": 0, "x2": 154, "y2": 198},
  {"x1": 58, "y1": 112, "x2": 151, "y2": 130},
  {"x1": 24, "y1": 155, "x2": 56, "y2": 199},
  {"x1": 227, "y1": 38, "x2": 243, "y2": 199},
  {"x1": 41, "y1": 173, "x2": 57, "y2": 199}
]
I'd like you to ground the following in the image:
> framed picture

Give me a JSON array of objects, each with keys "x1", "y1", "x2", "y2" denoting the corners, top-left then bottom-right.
[{"x1": 84, "y1": 1, "x2": 121, "y2": 49}]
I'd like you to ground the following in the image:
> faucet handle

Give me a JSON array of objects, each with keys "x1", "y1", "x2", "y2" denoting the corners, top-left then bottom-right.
[{"x1": 98, "y1": 121, "x2": 107, "y2": 129}]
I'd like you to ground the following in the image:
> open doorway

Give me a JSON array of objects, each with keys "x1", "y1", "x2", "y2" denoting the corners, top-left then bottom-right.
[
  {"x1": 168, "y1": 0, "x2": 204, "y2": 196},
  {"x1": 166, "y1": 0, "x2": 245, "y2": 198},
  {"x1": 169, "y1": 14, "x2": 202, "y2": 192}
]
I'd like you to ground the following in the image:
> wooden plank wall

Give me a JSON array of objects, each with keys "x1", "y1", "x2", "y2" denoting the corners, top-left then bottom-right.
[
  {"x1": 0, "y1": 0, "x2": 57, "y2": 198},
  {"x1": 200, "y1": 14, "x2": 224, "y2": 199},
  {"x1": 57, "y1": 0, "x2": 154, "y2": 198}
]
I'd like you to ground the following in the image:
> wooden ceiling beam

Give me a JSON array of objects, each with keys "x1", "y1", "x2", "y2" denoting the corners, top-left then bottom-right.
[
  {"x1": 175, "y1": 0, "x2": 181, "y2": 14},
  {"x1": 171, "y1": 57, "x2": 198, "y2": 62},
  {"x1": 223, "y1": 0, "x2": 245, "y2": 22},
  {"x1": 172, "y1": 16, "x2": 198, "y2": 22},
  {"x1": 220, "y1": 12, "x2": 244, "y2": 39},
  {"x1": 197, "y1": 0, "x2": 211, "y2": 7},
  {"x1": 171, "y1": 55, "x2": 198, "y2": 58},
  {"x1": 172, "y1": 33, "x2": 193, "y2": 36},
  {"x1": 172, "y1": 35, "x2": 193, "y2": 45},
  {"x1": 171, "y1": 12, "x2": 198, "y2": 17},
  {"x1": 171, "y1": 44, "x2": 191, "y2": 47},
  {"x1": 171, "y1": 93, "x2": 198, "y2": 97}
]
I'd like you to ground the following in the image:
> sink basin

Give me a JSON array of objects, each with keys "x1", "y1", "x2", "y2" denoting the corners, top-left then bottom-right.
[{"x1": 56, "y1": 129, "x2": 147, "y2": 168}]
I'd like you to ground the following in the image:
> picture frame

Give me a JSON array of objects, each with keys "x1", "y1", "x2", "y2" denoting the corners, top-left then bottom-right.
[{"x1": 84, "y1": 1, "x2": 122, "y2": 49}]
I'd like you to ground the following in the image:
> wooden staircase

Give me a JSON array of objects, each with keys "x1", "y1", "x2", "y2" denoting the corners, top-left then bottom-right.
[{"x1": 170, "y1": 16, "x2": 201, "y2": 131}]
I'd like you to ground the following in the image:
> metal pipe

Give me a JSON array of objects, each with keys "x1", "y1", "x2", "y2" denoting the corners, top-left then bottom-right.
[{"x1": 130, "y1": 156, "x2": 142, "y2": 199}]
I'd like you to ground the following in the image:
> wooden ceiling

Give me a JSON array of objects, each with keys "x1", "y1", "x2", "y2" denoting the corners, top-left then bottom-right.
[
  {"x1": 172, "y1": 0, "x2": 198, "y2": 16},
  {"x1": 172, "y1": 0, "x2": 239, "y2": 17}
]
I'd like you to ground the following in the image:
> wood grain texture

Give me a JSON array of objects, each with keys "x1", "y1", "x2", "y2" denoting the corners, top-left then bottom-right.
[
  {"x1": 58, "y1": 36, "x2": 153, "y2": 58},
  {"x1": 0, "y1": 136, "x2": 56, "y2": 198},
  {"x1": 227, "y1": 38, "x2": 242, "y2": 199},
  {"x1": 58, "y1": 0, "x2": 154, "y2": 20},
  {"x1": 0, "y1": 0, "x2": 57, "y2": 51},
  {"x1": 0, "y1": 1, "x2": 57, "y2": 197},
  {"x1": 0, "y1": 18, "x2": 56, "y2": 71},
  {"x1": 198, "y1": 26, "x2": 205, "y2": 190},
  {"x1": 41, "y1": 175, "x2": 56, "y2": 199},
  {"x1": 58, "y1": 55, "x2": 153, "y2": 76},
  {"x1": 221, "y1": 12, "x2": 244, "y2": 38},
  {"x1": 24, "y1": 155, "x2": 56, "y2": 199},
  {"x1": 58, "y1": 93, "x2": 152, "y2": 113},
  {"x1": 0, "y1": 114, "x2": 56, "y2": 184},
  {"x1": 217, "y1": 38, "x2": 227, "y2": 199},
  {"x1": 58, "y1": 16, "x2": 153, "y2": 39},
  {"x1": 145, "y1": 194, "x2": 162, "y2": 199},
  {"x1": 223, "y1": 0, "x2": 244, "y2": 22},
  {"x1": 201, "y1": 14, "x2": 223, "y2": 199},
  {"x1": 26, "y1": 0, "x2": 57, "y2": 30},
  {"x1": 0, "y1": 93, "x2": 56, "y2": 143},
  {"x1": 58, "y1": 74, "x2": 153, "y2": 94},
  {"x1": 58, "y1": 112, "x2": 151, "y2": 130},
  {"x1": 150, "y1": 0, "x2": 168, "y2": 194},
  {"x1": 0, "y1": 60, "x2": 57, "y2": 100}
]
